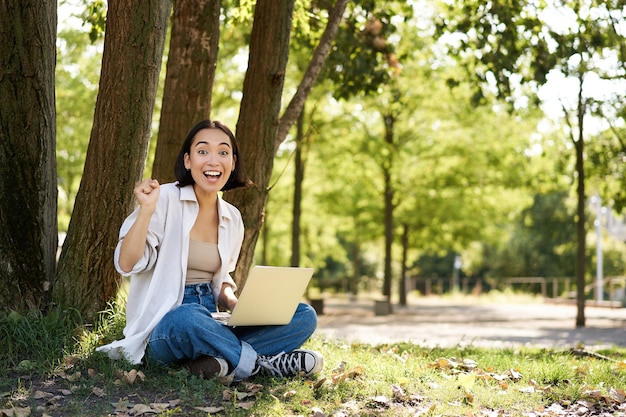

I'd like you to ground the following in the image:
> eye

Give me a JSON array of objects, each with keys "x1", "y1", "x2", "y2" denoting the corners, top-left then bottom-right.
[
  {"x1": 198, "y1": 149, "x2": 208, "y2": 155},
  {"x1": 219, "y1": 150, "x2": 230, "y2": 156}
]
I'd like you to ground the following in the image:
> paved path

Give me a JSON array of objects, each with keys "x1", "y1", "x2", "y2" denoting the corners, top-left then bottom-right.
[{"x1": 314, "y1": 296, "x2": 626, "y2": 349}]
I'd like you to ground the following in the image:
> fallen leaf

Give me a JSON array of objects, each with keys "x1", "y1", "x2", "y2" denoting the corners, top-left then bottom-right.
[
  {"x1": 457, "y1": 373, "x2": 475, "y2": 389},
  {"x1": 391, "y1": 384, "x2": 405, "y2": 401},
  {"x1": 234, "y1": 401, "x2": 255, "y2": 409},
  {"x1": 129, "y1": 403, "x2": 154, "y2": 415},
  {"x1": 62, "y1": 371, "x2": 81, "y2": 382},
  {"x1": 346, "y1": 365, "x2": 364, "y2": 378},
  {"x1": 126, "y1": 370, "x2": 138, "y2": 384},
  {"x1": 194, "y1": 406, "x2": 224, "y2": 414},
  {"x1": 506, "y1": 368, "x2": 523, "y2": 381},
  {"x1": 221, "y1": 389, "x2": 232, "y2": 401},
  {"x1": 311, "y1": 406, "x2": 326, "y2": 417},
  {"x1": 311, "y1": 377, "x2": 326, "y2": 389},
  {"x1": 610, "y1": 387, "x2": 625, "y2": 403},
  {"x1": 462, "y1": 359, "x2": 478, "y2": 370},
  {"x1": 0, "y1": 407, "x2": 31, "y2": 417},
  {"x1": 240, "y1": 382, "x2": 263, "y2": 394},
  {"x1": 332, "y1": 361, "x2": 347, "y2": 373},
  {"x1": 331, "y1": 366, "x2": 363, "y2": 384},
  {"x1": 33, "y1": 391, "x2": 53, "y2": 400},
  {"x1": 372, "y1": 395, "x2": 389, "y2": 406},
  {"x1": 463, "y1": 388, "x2": 474, "y2": 404},
  {"x1": 283, "y1": 390, "x2": 297, "y2": 398},
  {"x1": 235, "y1": 391, "x2": 252, "y2": 400},
  {"x1": 149, "y1": 403, "x2": 170, "y2": 412},
  {"x1": 113, "y1": 399, "x2": 131, "y2": 413},
  {"x1": 91, "y1": 387, "x2": 105, "y2": 397}
]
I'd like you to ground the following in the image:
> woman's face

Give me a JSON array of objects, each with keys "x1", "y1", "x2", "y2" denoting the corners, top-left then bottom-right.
[{"x1": 184, "y1": 128, "x2": 236, "y2": 195}]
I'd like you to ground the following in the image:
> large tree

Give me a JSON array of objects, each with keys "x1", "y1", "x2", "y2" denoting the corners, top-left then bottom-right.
[
  {"x1": 0, "y1": 0, "x2": 58, "y2": 312},
  {"x1": 54, "y1": 0, "x2": 171, "y2": 317}
]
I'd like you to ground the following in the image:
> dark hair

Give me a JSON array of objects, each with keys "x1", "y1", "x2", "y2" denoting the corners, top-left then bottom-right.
[{"x1": 174, "y1": 120, "x2": 251, "y2": 191}]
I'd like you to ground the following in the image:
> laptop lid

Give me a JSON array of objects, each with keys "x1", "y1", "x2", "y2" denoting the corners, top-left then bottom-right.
[{"x1": 225, "y1": 266, "x2": 314, "y2": 326}]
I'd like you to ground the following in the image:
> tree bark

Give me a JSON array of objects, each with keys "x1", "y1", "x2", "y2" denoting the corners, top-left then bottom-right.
[
  {"x1": 382, "y1": 114, "x2": 395, "y2": 298},
  {"x1": 54, "y1": 0, "x2": 171, "y2": 318},
  {"x1": 0, "y1": 0, "x2": 57, "y2": 312},
  {"x1": 350, "y1": 242, "x2": 361, "y2": 296},
  {"x1": 400, "y1": 223, "x2": 408, "y2": 306},
  {"x1": 574, "y1": 71, "x2": 586, "y2": 328},
  {"x1": 291, "y1": 111, "x2": 305, "y2": 267},
  {"x1": 151, "y1": 0, "x2": 221, "y2": 183}
]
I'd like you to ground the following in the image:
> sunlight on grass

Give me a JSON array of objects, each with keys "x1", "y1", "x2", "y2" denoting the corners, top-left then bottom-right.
[{"x1": 1, "y1": 298, "x2": 625, "y2": 416}]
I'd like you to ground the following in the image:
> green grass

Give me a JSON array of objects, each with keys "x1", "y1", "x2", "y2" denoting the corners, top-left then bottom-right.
[{"x1": 1, "y1": 302, "x2": 626, "y2": 416}]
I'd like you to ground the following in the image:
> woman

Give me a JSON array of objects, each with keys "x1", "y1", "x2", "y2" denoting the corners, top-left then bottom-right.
[{"x1": 97, "y1": 120, "x2": 323, "y2": 382}]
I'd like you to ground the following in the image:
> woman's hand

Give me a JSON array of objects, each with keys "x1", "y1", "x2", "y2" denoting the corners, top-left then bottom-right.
[
  {"x1": 134, "y1": 178, "x2": 160, "y2": 211},
  {"x1": 118, "y1": 179, "x2": 160, "y2": 273}
]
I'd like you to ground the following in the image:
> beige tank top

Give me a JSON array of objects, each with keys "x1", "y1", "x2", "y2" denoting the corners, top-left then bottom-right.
[{"x1": 186, "y1": 240, "x2": 221, "y2": 285}]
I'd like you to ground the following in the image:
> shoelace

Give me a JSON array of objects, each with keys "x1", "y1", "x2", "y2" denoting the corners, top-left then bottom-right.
[{"x1": 256, "y1": 351, "x2": 303, "y2": 377}]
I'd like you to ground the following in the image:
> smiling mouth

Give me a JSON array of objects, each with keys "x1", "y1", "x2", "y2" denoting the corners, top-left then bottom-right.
[{"x1": 203, "y1": 170, "x2": 222, "y2": 179}]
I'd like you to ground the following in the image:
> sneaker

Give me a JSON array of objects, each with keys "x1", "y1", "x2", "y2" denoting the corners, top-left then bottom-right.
[
  {"x1": 253, "y1": 349, "x2": 323, "y2": 378},
  {"x1": 182, "y1": 356, "x2": 229, "y2": 379}
]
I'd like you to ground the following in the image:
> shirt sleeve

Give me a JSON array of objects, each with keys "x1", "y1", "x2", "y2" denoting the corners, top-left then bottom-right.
[{"x1": 113, "y1": 198, "x2": 166, "y2": 276}]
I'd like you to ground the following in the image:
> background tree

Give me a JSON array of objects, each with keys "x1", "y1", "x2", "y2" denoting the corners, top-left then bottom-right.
[
  {"x1": 320, "y1": 1, "x2": 412, "y2": 301},
  {"x1": 151, "y1": 0, "x2": 221, "y2": 183},
  {"x1": 433, "y1": 0, "x2": 626, "y2": 327},
  {"x1": 54, "y1": 0, "x2": 171, "y2": 317},
  {"x1": 0, "y1": 0, "x2": 58, "y2": 312}
]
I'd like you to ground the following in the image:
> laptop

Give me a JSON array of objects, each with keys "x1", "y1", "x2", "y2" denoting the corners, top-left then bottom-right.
[{"x1": 212, "y1": 266, "x2": 314, "y2": 326}]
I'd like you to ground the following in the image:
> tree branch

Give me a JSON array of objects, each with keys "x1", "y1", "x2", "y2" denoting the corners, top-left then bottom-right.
[{"x1": 274, "y1": 0, "x2": 348, "y2": 151}]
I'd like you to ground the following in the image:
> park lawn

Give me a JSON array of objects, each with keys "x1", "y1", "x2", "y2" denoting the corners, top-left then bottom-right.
[{"x1": 1, "y1": 307, "x2": 626, "y2": 417}]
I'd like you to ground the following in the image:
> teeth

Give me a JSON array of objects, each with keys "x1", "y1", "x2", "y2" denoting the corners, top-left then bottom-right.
[{"x1": 204, "y1": 171, "x2": 220, "y2": 177}]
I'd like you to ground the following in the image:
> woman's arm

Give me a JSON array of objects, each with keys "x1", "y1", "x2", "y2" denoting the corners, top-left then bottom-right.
[{"x1": 118, "y1": 179, "x2": 160, "y2": 273}]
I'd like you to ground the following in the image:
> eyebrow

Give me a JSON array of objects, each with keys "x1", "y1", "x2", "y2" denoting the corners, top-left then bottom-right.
[{"x1": 194, "y1": 140, "x2": 232, "y2": 148}]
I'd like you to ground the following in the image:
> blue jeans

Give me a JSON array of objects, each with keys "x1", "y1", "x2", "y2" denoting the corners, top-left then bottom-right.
[{"x1": 147, "y1": 283, "x2": 318, "y2": 381}]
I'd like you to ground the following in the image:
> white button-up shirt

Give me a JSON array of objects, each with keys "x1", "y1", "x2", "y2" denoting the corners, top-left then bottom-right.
[{"x1": 96, "y1": 183, "x2": 243, "y2": 364}]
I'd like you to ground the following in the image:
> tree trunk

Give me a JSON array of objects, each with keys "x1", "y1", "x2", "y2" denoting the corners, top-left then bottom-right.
[
  {"x1": 54, "y1": 0, "x2": 171, "y2": 318},
  {"x1": 575, "y1": 73, "x2": 586, "y2": 328},
  {"x1": 399, "y1": 223, "x2": 408, "y2": 306},
  {"x1": 382, "y1": 114, "x2": 395, "y2": 298},
  {"x1": 151, "y1": 0, "x2": 220, "y2": 182},
  {"x1": 224, "y1": 0, "x2": 295, "y2": 290},
  {"x1": 0, "y1": 0, "x2": 57, "y2": 313},
  {"x1": 291, "y1": 111, "x2": 305, "y2": 267},
  {"x1": 350, "y1": 241, "x2": 360, "y2": 296}
]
